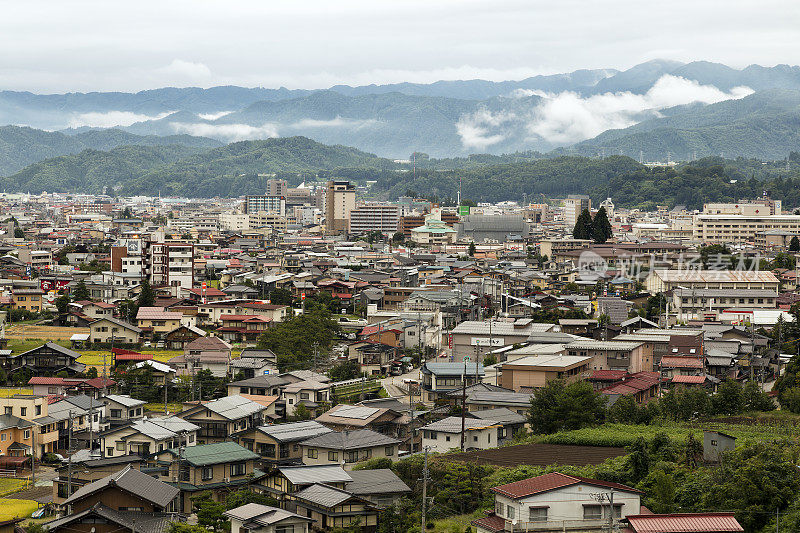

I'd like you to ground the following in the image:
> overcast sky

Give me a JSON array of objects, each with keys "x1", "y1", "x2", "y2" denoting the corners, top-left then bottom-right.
[{"x1": 2, "y1": 0, "x2": 799, "y2": 93}]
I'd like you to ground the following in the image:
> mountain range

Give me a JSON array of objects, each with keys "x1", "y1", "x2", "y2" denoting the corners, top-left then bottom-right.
[{"x1": 2, "y1": 59, "x2": 800, "y2": 194}]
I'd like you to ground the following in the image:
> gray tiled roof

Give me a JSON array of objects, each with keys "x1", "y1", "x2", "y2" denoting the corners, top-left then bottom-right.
[
  {"x1": 104, "y1": 394, "x2": 147, "y2": 408},
  {"x1": 300, "y1": 429, "x2": 400, "y2": 450},
  {"x1": 470, "y1": 408, "x2": 527, "y2": 425},
  {"x1": 420, "y1": 416, "x2": 501, "y2": 433},
  {"x1": 346, "y1": 469, "x2": 411, "y2": 496},
  {"x1": 278, "y1": 465, "x2": 352, "y2": 485},
  {"x1": 44, "y1": 504, "x2": 174, "y2": 533},
  {"x1": 422, "y1": 362, "x2": 484, "y2": 377},
  {"x1": 64, "y1": 466, "x2": 179, "y2": 508},
  {"x1": 293, "y1": 483, "x2": 357, "y2": 508},
  {"x1": 466, "y1": 391, "x2": 534, "y2": 406},
  {"x1": 204, "y1": 395, "x2": 265, "y2": 420},
  {"x1": 257, "y1": 421, "x2": 332, "y2": 443},
  {"x1": 224, "y1": 503, "x2": 312, "y2": 526}
]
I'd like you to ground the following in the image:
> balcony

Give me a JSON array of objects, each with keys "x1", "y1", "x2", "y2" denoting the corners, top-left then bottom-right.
[{"x1": 504, "y1": 518, "x2": 608, "y2": 531}]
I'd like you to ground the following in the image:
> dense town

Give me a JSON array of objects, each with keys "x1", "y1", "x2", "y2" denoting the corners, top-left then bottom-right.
[{"x1": 0, "y1": 179, "x2": 793, "y2": 533}]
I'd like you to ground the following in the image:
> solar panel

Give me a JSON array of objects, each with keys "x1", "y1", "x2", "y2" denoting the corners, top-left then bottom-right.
[{"x1": 328, "y1": 405, "x2": 379, "y2": 419}]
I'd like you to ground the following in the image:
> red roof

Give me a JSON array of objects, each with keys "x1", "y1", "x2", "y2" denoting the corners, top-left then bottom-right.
[
  {"x1": 491, "y1": 472, "x2": 640, "y2": 500},
  {"x1": 112, "y1": 348, "x2": 142, "y2": 356},
  {"x1": 115, "y1": 352, "x2": 153, "y2": 361},
  {"x1": 471, "y1": 514, "x2": 505, "y2": 533},
  {"x1": 188, "y1": 287, "x2": 226, "y2": 297},
  {"x1": 671, "y1": 375, "x2": 707, "y2": 384},
  {"x1": 660, "y1": 356, "x2": 704, "y2": 369},
  {"x1": 83, "y1": 377, "x2": 116, "y2": 389},
  {"x1": 28, "y1": 377, "x2": 66, "y2": 385},
  {"x1": 626, "y1": 513, "x2": 743, "y2": 532}
]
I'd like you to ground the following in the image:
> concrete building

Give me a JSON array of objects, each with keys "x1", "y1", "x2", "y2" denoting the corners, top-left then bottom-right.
[
  {"x1": 420, "y1": 416, "x2": 501, "y2": 453},
  {"x1": 148, "y1": 241, "x2": 194, "y2": 294},
  {"x1": 450, "y1": 320, "x2": 556, "y2": 360},
  {"x1": 646, "y1": 269, "x2": 780, "y2": 294},
  {"x1": 563, "y1": 195, "x2": 591, "y2": 229},
  {"x1": 498, "y1": 355, "x2": 592, "y2": 390},
  {"x1": 325, "y1": 180, "x2": 356, "y2": 234},
  {"x1": 244, "y1": 195, "x2": 286, "y2": 216},
  {"x1": 455, "y1": 214, "x2": 529, "y2": 243},
  {"x1": 348, "y1": 204, "x2": 401, "y2": 236},
  {"x1": 692, "y1": 214, "x2": 800, "y2": 243},
  {"x1": 672, "y1": 288, "x2": 778, "y2": 321}
]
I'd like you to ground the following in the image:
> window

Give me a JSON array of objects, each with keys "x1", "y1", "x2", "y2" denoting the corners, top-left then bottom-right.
[
  {"x1": 300, "y1": 393, "x2": 309, "y2": 400},
  {"x1": 47, "y1": 387, "x2": 57, "y2": 394},
  {"x1": 110, "y1": 409, "x2": 122, "y2": 418},
  {"x1": 445, "y1": 436, "x2": 451, "y2": 442},
  {"x1": 495, "y1": 501, "x2": 504, "y2": 516},
  {"x1": 529, "y1": 507, "x2": 547, "y2": 522},
  {"x1": 307, "y1": 448, "x2": 318, "y2": 459},
  {"x1": 328, "y1": 451, "x2": 338, "y2": 461},
  {"x1": 116, "y1": 442, "x2": 125, "y2": 451},
  {"x1": 275, "y1": 526, "x2": 295, "y2": 533},
  {"x1": 20, "y1": 407, "x2": 26, "y2": 417},
  {"x1": 711, "y1": 439, "x2": 718, "y2": 446},
  {"x1": 202, "y1": 467, "x2": 213, "y2": 480},
  {"x1": 3, "y1": 407, "x2": 10, "y2": 416},
  {"x1": 385, "y1": 446, "x2": 394, "y2": 456},
  {"x1": 604, "y1": 506, "x2": 622, "y2": 519},
  {"x1": 0, "y1": 433, "x2": 5, "y2": 442},
  {"x1": 129, "y1": 409, "x2": 135, "y2": 417},
  {"x1": 230, "y1": 462, "x2": 246, "y2": 476},
  {"x1": 106, "y1": 447, "x2": 114, "y2": 456},
  {"x1": 507, "y1": 505, "x2": 515, "y2": 519},
  {"x1": 23, "y1": 430, "x2": 30, "y2": 439},
  {"x1": 584, "y1": 505, "x2": 602, "y2": 520}
]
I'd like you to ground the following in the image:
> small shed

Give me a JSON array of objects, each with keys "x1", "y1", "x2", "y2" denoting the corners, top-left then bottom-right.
[{"x1": 703, "y1": 430, "x2": 736, "y2": 463}]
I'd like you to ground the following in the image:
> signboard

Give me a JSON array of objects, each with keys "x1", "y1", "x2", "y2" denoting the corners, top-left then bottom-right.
[
  {"x1": 40, "y1": 279, "x2": 71, "y2": 292},
  {"x1": 301, "y1": 292, "x2": 306, "y2": 300},
  {"x1": 448, "y1": 333, "x2": 453, "y2": 349},
  {"x1": 470, "y1": 337, "x2": 504, "y2": 347},
  {"x1": 458, "y1": 205, "x2": 471, "y2": 216}
]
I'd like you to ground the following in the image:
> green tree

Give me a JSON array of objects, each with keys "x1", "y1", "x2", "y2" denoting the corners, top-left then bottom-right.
[
  {"x1": 137, "y1": 279, "x2": 155, "y2": 308},
  {"x1": 257, "y1": 307, "x2": 340, "y2": 371},
  {"x1": 646, "y1": 469, "x2": 676, "y2": 514},
  {"x1": 468, "y1": 242, "x2": 476, "y2": 256},
  {"x1": 790, "y1": 235, "x2": 800, "y2": 252},
  {"x1": 85, "y1": 367, "x2": 98, "y2": 379},
  {"x1": 527, "y1": 380, "x2": 606, "y2": 434},
  {"x1": 572, "y1": 208, "x2": 594, "y2": 240},
  {"x1": 711, "y1": 379, "x2": 745, "y2": 415},
  {"x1": 71, "y1": 279, "x2": 90, "y2": 301},
  {"x1": 291, "y1": 403, "x2": 312, "y2": 421},
  {"x1": 268, "y1": 288, "x2": 294, "y2": 306},
  {"x1": 743, "y1": 380, "x2": 775, "y2": 411},
  {"x1": 591, "y1": 206, "x2": 613, "y2": 243},
  {"x1": 55, "y1": 294, "x2": 71, "y2": 315},
  {"x1": 327, "y1": 360, "x2": 362, "y2": 382}
]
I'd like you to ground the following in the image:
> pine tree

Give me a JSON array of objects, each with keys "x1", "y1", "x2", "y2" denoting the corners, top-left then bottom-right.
[
  {"x1": 592, "y1": 206, "x2": 613, "y2": 243},
  {"x1": 138, "y1": 279, "x2": 155, "y2": 308},
  {"x1": 71, "y1": 280, "x2": 90, "y2": 301},
  {"x1": 572, "y1": 209, "x2": 594, "y2": 240},
  {"x1": 790, "y1": 235, "x2": 800, "y2": 252}
]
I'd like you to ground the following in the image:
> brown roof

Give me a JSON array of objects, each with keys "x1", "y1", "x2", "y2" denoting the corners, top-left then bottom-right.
[
  {"x1": 660, "y1": 356, "x2": 704, "y2": 369},
  {"x1": 471, "y1": 513, "x2": 505, "y2": 533},
  {"x1": 626, "y1": 513, "x2": 743, "y2": 532},
  {"x1": 185, "y1": 336, "x2": 231, "y2": 351},
  {"x1": 491, "y1": 472, "x2": 640, "y2": 500}
]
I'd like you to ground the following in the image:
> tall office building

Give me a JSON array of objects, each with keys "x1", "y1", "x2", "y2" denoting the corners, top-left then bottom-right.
[
  {"x1": 325, "y1": 180, "x2": 356, "y2": 233},
  {"x1": 563, "y1": 195, "x2": 591, "y2": 229},
  {"x1": 266, "y1": 179, "x2": 287, "y2": 197},
  {"x1": 349, "y1": 204, "x2": 401, "y2": 235},
  {"x1": 244, "y1": 195, "x2": 286, "y2": 216}
]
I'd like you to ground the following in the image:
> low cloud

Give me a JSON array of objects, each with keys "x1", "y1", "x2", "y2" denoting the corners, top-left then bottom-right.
[
  {"x1": 197, "y1": 111, "x2": 233, "y2": 120},
  {"x1": 525, "y1": 75, "x2": 754, "y2": 144},
  {"x1": 169, "y1": 122, "x2": 279, "y2": 141},
  {"x1": 68, "y1": 111, "x2": 174, "y2": 128},
  {"x1": 287, "y1": 116, "x2": 380, "y2": 130},
  {"x1": 455, "y1": 109, "x2": 516, "y2": 149},
  {"x1": 157, "y1": 60, "x2": 213, "y2": 80}
]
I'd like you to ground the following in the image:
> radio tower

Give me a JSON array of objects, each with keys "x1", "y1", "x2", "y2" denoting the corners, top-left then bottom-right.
[{"x1": 638, "y1": 151, "x2": 644, "y2": 164}]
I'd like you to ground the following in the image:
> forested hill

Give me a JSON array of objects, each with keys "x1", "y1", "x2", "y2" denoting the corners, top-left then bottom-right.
[
  {"x1": 0, "y1": 125, "x2": 221, "y2": 176},
  {"x1": 1, "y1": 136, "x2": 399, "y2": 196}
]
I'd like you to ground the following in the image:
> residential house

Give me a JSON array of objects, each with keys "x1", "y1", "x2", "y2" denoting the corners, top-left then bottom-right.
[
  {"x1": 473, "y1": 472, "x2": 641, "y2": 533},
  {"x1": 565, "y1": 339, "x2": 654, "y2": 373},
  {"x1": 260, "y1": 464, "x2": 352, "y2": 502},
  {"x1": 468, "y1": 408, "x2": 527, "y2": 444},
  {"x1": 89, "y1": 318, "x2": 142, "y2": 345},
  {"x1": 43, "y1": 503, "x2": 176, "y2": 533},
  {"x1": 177, "y1": 395, "x2": 267, "y2": 445},
  {"x1": 136, "y1": 307, "x2": 183, "y2": 339},
  {"x1": 131, "y1": 360, "x2": 177, "y2": 386},
  {"x1": 420, "y1": 362, "x2": 485, "y2": 405},
  {"x1": 299, "y1": 429, "x2": 401, "y2": 470},
  {"x1": 103, "y1": 395, "x2": 146, "y2": 427},
  {"x1": 217, "y1": 314, "x2": 272, "y2": 344},
  {"x1": 292, "y1": 484, "x2": 379, "y2": 532},
  {"x1": 60, "y1": 465, "x2": 179, "y2": 514},
  {"x1": 152, "y1": 441, "x2": 264, "y2": 513},
  {"x1": 225, "y1": 503, "x2": 313, "y2": 533},
  {"x1": 101, "y1": 417, "x2": 199, "y2": 458},
  {"x1": 498, "y1": 355, "x2": 592, "y2": 391},
  {"x1": 169, "y1": 336, "x2": 232, "y2": 378},
  {"x1": 230, "y1": 349, "x2": 278, "y2": 380},
  {"x1": 420, "y1": 416, "x2": 502, "y2": 453},
  {"x1": 0, "y1": 415, "x2": 34, "y2": 459},
  {"x1": 315, "y1": 404, "x2": 405, "y2": 440},
  {"x1": 235, "y1": 421, "x2": 333, "y2": 465},
  {"x1": 53, "y1": 454, "x2": 146, "y2": 505},
  {"x1": 464, "y1": 391, "x2": 534, "y2": 417},
  {"x1": 7, "y1": 342, "x2": 86, "y2": 375},
  {"x1": 227, "y1": 374, "x2": 289, "y2": 398},
  {"x1": 345, "y1": 469, "x2": 411, "y2": 509},
  {"x1": 11, "y1": 288, "x2": 43, "y2": 312},
  {"x1": 164, "y1": 325, "x2": 206, "y2": 351},
  {"x1": 280, "y1": 380, "x2": 331, "y2": 418}
]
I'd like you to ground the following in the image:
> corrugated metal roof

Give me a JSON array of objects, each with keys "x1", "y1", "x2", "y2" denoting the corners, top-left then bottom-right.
[
  {"x1": 204, "y1": 395, "x2": 265, "y2": 420},
  {"x1": 626, "y1": 512, "x2": 743, "y2": 532},
  {"x1": 346, "y1": 469, "x2": 410, "y2": 496},
  {"x1": 420, "y1": 416, "x2": 501, "y2": 433},
  {"x1": 328, "y1": 405, "x2": 380, "y2": 420},
  {"x1": 257, "y1": 421, "x2": 332, "y2": 443},
  {"x1": 422, "y1": 362, "x2": 484, "y2": 376},
  {"x1": 293, "y1": 483, "x2": 356, "y2": 508},
  {"x1": 492, "y1": 472, "x2": 640, "y2": 500},
  {"x1": 301, "y1": 429, "x2": 400, "y2": 450},
  {"x1": 64, "y1": 465, "x2": 179, "y2": 508},
  {"x1": 169, "y1": 441, "x2": 259, "y2": 466}
]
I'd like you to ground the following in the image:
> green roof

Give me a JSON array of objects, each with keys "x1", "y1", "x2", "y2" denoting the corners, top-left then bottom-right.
[{"x1": 166, "y1": 441, "x2": 259, "y2": 466}]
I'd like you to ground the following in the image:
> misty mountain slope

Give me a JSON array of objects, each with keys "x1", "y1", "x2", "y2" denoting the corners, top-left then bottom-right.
[
  {"x1": 571, "y1": 90, "x2": 800, "y2": 159},
  {"x1": 0, "y1": 144, "x2": 206, "y2": 194},
  {"x1": 0, "y1": 126, "x2": 221, "y2": 176}
]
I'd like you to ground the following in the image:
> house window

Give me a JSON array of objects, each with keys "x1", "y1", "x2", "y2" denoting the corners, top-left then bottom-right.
[
  {"x1": 307, "y1": 448, "x2": 318, "y2": 459},
  {"x1": 328, "y1": 451, "x2": 338, "y2": 461},
  {"x1": 711, "y1": 440, "x2": 717, "y2": 446},
  {"x1": 529, "y1": 507, "x2": 547, "y2": 522},
  {"x1": 20, "y1": 407, "x2": 26, "y2": 417},
  {"x1": 202, "y1": 467, "x2": 213, "y2": 480},
  {"x1": 35, "y1": 405, "x2": 41, "y2": 416},
  {"x1": 385, "y1": 446, "x2": 394, "y2": 456},
  {"x1": 507, "y1": 505, "x2": 515, "y2": 519},
  {"x1": 230, "y1": 462, "x2": 246, "y2": 476},
  {"x1": 275, "y1": 526, "x2": 295, "y2": 533},
  {"x1": 3, "y1": 407, "x2": 10, "y2": 416},
  {"x1": 116, "y1": 442, "x2": 125, "y2": 451},
  {"x1": 300, "y1": 393, "x2": 309, "y2": 400},
  {"x1": 107, "y1": 447, "x2": 114, "y2": 456},
  {"x1": 584, "y1": 505, "x2": 602, "y2": 520},
  {"x1": 48, "y1": 387, "x2": 57, "y2": 394},
  {"x1": 110, "y1": 409, "x2": 122, "y2": 418},
  {"x1": 495, "y1": 501, "x2": 504, "y2": 516},
  {"x1": 23, "y1": 430, "x2": 30, "y2": 439}
]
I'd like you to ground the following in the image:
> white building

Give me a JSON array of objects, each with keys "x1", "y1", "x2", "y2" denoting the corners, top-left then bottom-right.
[
  {"x1": 419, "y1": 416, "x2": 501, "y2": 453},
  {"x1": 474, "y1": 472, "x2": 641, "y2": 533},
  {"x1": 220, "y1": 213, "x2": 251, "y2": 232},
  {"x1": 349, "y1": 204, "x2": 401, "y2": 236}
]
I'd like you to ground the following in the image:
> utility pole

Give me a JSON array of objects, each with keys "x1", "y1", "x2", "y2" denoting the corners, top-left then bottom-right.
[
  {"x1": 67, "y1": 409, "x2": 74, "y2": 497},
  {"x1": 460, "y1": 357, "x2": 467, "y2": 451},
  {"x1": 608, "y1": 489, "x2": 615, "y2": 532},
  {"x1": 30, "y1": 423, "x2": 35, "y2": 485},
  {"x1": 88, "y1": 395, "x2": 93, "y2": 458},
  {"x1": 164, "y1": 377, "x2": 169, "y2": 415},
  {"x1": 420, "y1": 446, "x2": 430, "y2": 532}
]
